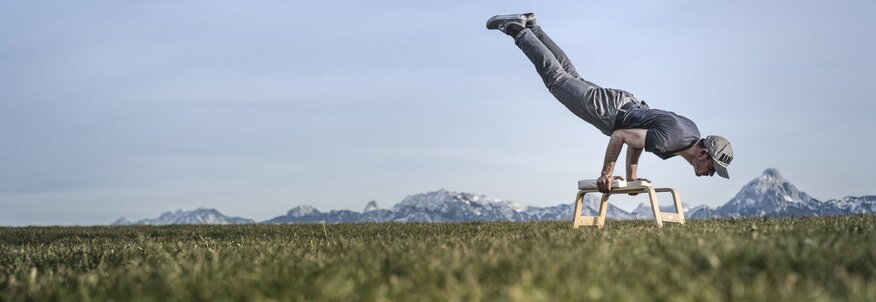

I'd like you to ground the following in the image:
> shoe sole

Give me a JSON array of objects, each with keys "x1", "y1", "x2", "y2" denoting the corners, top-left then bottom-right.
[{"x1": 486, "y1": 14, "x2": 526, "y2": 30}]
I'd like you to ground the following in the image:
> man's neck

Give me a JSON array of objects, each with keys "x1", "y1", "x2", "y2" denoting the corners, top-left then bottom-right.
[{"x1": 675, "y1": 144, "x2": 699, "y2": 166}]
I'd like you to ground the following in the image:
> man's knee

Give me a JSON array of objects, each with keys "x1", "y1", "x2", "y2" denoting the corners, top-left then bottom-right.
[
  {"x1": 542, "y1": 68, "x2": 568, "y2": 90},
  {"x1": 548, "y1": 74, "x2": 589, "y2": 93}
]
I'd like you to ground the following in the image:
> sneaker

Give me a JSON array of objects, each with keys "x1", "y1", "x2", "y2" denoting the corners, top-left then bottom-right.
[
  {"x1": 485, "y1": 14, "x2": 527, "y2": 34},
  {"x1": 522, "y1": 12, "x2": 537, "y2": 28}
]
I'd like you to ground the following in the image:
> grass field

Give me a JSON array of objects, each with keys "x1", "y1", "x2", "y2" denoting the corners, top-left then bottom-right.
[{"x1": 1, "y1": 216, "x2": 875, "y2": 301}]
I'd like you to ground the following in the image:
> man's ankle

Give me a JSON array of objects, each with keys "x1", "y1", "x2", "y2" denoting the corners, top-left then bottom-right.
[{"x1": 505, "y1": 23, "x2": 524, "y2": 37}]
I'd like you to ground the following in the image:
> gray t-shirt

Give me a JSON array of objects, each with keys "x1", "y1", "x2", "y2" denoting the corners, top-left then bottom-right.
[{"x1": 618, "y1": 108, "x2": 701, "y2": 159}]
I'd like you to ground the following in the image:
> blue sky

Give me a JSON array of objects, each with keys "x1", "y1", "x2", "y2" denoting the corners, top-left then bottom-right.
[{"x1": 2, "y1": 1, "x2": 874, "y2": 225}]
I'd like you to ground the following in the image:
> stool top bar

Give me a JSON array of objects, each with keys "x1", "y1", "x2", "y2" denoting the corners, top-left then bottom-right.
[{"x1": 577, "y1": 179, "x2": 652, "y2": 191}]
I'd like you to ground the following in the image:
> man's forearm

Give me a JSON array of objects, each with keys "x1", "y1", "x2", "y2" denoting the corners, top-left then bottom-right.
[
  {"x1": 626, "y1": 147, "x2": 643, "y2": 180},
  {"x1": 601, "y1": 132, "x2": 625, "y2": 176}
]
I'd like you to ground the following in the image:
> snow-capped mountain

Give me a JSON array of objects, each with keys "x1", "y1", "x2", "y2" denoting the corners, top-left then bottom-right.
[
  {"x1": 267, "y1": 169, "x2": 876, "y2": 224},
  {"x1": 363, "y1": 200, "x2": 380, "y2": 213},
  {"x1": 113, "y1": 169, "x2": 876, "y2": 225},
  {"x1": 688, "y1": 169, "x2": 875, "y2": 218},
  {"x1": 833, "y1": 196, "x2": 876, "y2": 215},
  {"x1": 266, "y1": 189, "x2": 633, "y2": 224},
  {"x1": 630, "y1": 202, "x2": 692, "y2": 219},
  {"x1": 686, "y1": 205, "x2": 720, "y2": 219},
  {"x1": 263, "y1": 206, "x2": 366, "y2": 224},
  {"x1": 717, "y1": 168, "x2": 826, "y2": 217},
  {"x1": 391, "y1": 190, "x2": 529, "y2": 222},
  {"x1": 113, "y1": 208, "x2": 254, "y2": 225}
]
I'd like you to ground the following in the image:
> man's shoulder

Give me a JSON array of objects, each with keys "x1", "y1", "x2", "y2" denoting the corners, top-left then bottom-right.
[
  {"x1": 646, "y1": 109, "x2": 697, "y2": 128},
  {"x1": 641, "y1": 108, "x2": 701, "y2": 157}
]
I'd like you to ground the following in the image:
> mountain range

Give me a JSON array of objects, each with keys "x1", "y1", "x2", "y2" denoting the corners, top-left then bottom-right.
[
  {"x1": 113, "y1": 169, "x2": 876, "y2": 225},
  {"x1": 112, "y1": 208, "x2": 254, "y2": 225}
]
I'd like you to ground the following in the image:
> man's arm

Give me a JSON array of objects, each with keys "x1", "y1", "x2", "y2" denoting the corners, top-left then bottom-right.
[
  {"x1": 597, "y1": 129, "x2": 647, "y2": 193},
  {"x1": 626, "y1": 146, "x2": 643, "y2": 181}
]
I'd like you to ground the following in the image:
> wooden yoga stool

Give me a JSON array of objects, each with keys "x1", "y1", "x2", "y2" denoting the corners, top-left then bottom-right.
[{"x1": 572, "y1": 179, "x2": 685, "y2": 228}]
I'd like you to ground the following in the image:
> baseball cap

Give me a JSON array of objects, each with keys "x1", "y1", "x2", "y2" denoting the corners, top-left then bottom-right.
[{"x1": 703, "y1": 135, "x2": 733, "y2": 179}]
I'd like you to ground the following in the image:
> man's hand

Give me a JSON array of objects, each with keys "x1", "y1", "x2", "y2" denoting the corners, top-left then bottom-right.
[
  {"x1": 627, "y1": 177, "x2": 651, "y2": 196},
  {"x1": 597, "y1": 175, "x2": 624, "y2": 193}
]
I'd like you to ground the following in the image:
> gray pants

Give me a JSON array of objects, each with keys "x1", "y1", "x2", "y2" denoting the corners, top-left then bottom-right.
[{"x1": 514, "y1": 26, "x2": 643, "y2": 136}]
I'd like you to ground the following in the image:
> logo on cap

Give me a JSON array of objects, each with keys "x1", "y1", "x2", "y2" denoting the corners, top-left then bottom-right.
[{"x1": 718, "y1": 154, "x2": 733, "y2": 165}]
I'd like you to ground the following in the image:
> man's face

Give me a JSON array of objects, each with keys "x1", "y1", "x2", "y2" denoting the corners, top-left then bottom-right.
[{"x1": 693, "y1": 153, "x2": 716, "y2": 177}]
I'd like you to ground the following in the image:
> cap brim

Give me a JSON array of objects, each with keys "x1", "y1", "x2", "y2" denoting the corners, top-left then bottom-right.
[{"x1": 713, "y1": 160, "x2": 729, "y2": 179}]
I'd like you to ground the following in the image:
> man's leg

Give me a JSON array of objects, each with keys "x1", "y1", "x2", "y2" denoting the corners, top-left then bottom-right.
[
  {"x1": 488, "y1": 14, "x2": 576, "y2": 91},
  {"x1": 529, "y1": 25, "x2": 583, "y2": 81},
  {"x1": 490, "y1": 14, "x2": 619, "y2": 135},
  {"x1": 514, "y1": 28, "x2": 571, "y2": 90},
  {"x1": 517, "y1": 28, "x2": 630, "y2": 135},
  {"x1": 514, "y1": 28, "x2": 613, "y2": 133}
]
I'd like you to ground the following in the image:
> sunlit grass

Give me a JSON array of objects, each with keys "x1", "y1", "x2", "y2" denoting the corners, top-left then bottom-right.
[{"x1": 1, "y1": 216, "x2": 875, "y2": 301}]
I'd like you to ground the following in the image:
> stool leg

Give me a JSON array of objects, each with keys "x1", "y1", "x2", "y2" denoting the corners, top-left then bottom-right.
[
  {"x1": 571, "y1": 191, "x2": 585, "y2": 229},
  {"x1": 597, "y1": 193, "x2": 610, "y2": 228},
  {"x1": 647, "y1": 188, "x2": 664, "y2": 227},
  {"x1": 669, "y1": 188, "x2": 685, "y2": 224}
]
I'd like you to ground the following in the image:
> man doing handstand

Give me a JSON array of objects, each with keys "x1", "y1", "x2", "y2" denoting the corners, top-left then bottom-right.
[{"x1": 486, "y1": 13, "x2": 734, "y2": 193}]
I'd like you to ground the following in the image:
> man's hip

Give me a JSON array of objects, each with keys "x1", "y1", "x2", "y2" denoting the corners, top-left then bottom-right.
[{"x1": 549, "y1": 78, "x2": 644, "y2": 135}]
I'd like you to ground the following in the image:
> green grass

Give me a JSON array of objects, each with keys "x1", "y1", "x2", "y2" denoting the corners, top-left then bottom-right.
[{"x1": 1, "y1": 216, "x2": 875, "y2": 301}]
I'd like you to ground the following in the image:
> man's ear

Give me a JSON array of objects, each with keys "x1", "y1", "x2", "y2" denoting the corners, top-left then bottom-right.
[{"x1": 699, "y1": 148, "x2": 710, "y2": 159}]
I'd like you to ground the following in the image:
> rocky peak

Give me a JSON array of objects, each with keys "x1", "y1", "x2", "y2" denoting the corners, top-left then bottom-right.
[
  {"x1": 363, "y1": 200, "x2": 380, "y2": 213},
  {"x1": 287, "y1": 205, "x2": 319, "y2": 217},
  {"x1": 717, "y1": 168, "x2": 820, "y2": 217},
  {"x1": 394, "y1": 189, "x2": 458, "y2": 211},
  {"x1": 112, "y1": 217, "x2": 132, "y2": 225},
  {"x1": 734, "y1": 168, "x2": 811, "y2": 202},
  {"x1": 759, "y1": 168, "x2": 784, "y2": 183}
]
